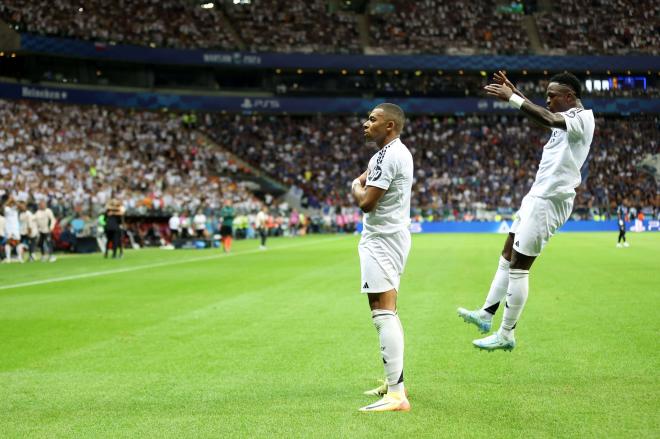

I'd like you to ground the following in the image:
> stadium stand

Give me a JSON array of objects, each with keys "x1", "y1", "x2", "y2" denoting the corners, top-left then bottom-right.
[
  {"x1": 0, "y1": 0, "x2": 237, "y2": 50},
  {"x1": 272, "y1": 72, "x2": 659, "y2": 98},
  {"x1": 0, "y1": 100, "x2": 261, "y2": 218},
  {"x1": 0, "y1": 0, "x2": 654, "y2": 55},
  {"x1": 3, "y1": 100, "x2": 654, "y2": 226},
  {"x1": 223, "y1": 0, "x2": 361, "y2": 54},
  {"x1": 367, "y1": 0, "x2": 531, "y2": 55},
  {"x1": 0, "y1": 1, "x2": 657, "y2": 251},
  {"x1": 535, "y1": 0, "x2": 659, "y2": 55},
  {"x1": 204, "y1": 113, "x2": 658, "y2": 219}
]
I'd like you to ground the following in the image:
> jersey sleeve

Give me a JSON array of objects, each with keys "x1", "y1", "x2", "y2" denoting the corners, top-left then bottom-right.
[
  {"x1": 366, "y1": 149, "x2": 398, "y2": 191},
  {"x1": 560, "y1": 109, "x2": 587, "y2": 142}
]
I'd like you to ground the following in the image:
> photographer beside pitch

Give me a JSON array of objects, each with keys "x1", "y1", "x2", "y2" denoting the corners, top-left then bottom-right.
[
  {"x1": 458, "y1": 71, "x2": 595, "y2": 351},
  {"x1": 351, "y1": 103, "x2": 413, "y2": 412}
]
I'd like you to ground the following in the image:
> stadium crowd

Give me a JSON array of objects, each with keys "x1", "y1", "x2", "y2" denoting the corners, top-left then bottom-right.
[
  {"x1": 274, "y1": 73, "x2": 659, "y2": 98},
  {"x1": 0, "y1": 0, "x2": 360, "y2": 54},
  {"x1": 1, "y1": 100, "x2": 656, "y2": 255},
  {"x1": 367, "y1": 0, "x2": 531, "y2": 55},
  {"x1": 0, "y1": 0, "x2": 236, "y2": 50},
  {"x1": 0, "y1": 99, "x2": 260, "y2": 218},
  {"x1": 205, "y1": 113, "x2": 658, "y2": 220},
  {"x1": 223, "y1": 0, "x2": 361, "y2": 54},
  {"x1": 536, "y1": 0, "x2": 659, "y2": 55},
  {"x1": 1, "y1": 0, "x2": 654, "y2": 55}
]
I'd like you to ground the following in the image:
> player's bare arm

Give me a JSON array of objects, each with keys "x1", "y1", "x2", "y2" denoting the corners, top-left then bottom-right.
[
  {"x1": 484, "y1": 83, "x2": 567, "y2": 130},
  {"x1": 352, "y1": 178, "x2": 386, "y2": 213},
  {"x1": 357, "y1": 170, "x2": 367, "y2": 186},
  {"x1": 493, "y1": 71, "x2": 549, "y2": 131}
]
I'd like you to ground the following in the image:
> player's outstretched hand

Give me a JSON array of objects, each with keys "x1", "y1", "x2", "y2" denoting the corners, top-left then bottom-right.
[
  {"x1": 494, "y1": 70, "x2": 527, "y2": 100},
  {"x1": 484, "y1": 83, "x2": 513, "y2": 101}
]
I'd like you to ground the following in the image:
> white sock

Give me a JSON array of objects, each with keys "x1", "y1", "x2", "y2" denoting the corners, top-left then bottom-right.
[
  {"x1": 372, "y1": 309, "x2": 404, "y2": 394},
  {"x1": 499, "y1": 268, "x2": 529, "y2": 337},
  {"x1": 4, "y1": 244, "x2": 11, "y2": 261},
  {"x1": 479, "y1": 256, "x2": 510, "y2": 319},
  {"x1": 17, "y1": 245, "x2": 24, "y2": 261}
]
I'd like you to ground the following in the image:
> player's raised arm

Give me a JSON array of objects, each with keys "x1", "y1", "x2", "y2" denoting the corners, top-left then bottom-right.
[
  {"x1": 484, "y1": 80, "x2": 567, "y2": 130},
  {"x1": 494, "y1": 70, "x2": 527, "y2": 101}
]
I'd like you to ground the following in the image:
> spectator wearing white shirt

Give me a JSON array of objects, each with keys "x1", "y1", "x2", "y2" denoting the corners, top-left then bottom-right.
[
  {"x1": 18, "y1": 201, "x2": 39, "y2": 262},
  {"x1": 168, "y1": 212, "x2": 181, "y2": 242},
  {"x1": 34, "y1": 200, "x2": 57, "y2": 262},
  {"x1": 193, "y1": 210, "x2": 207, "y2": 238},
  {"x1": 255, "y1": 206, "x2": 269, "y2": 250}
]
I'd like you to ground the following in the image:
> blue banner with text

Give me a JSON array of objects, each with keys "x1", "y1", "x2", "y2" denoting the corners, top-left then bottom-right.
[
  {"x1": 19, "y1": 34, "x2": 660, "y2": 71},
  {"x1": 2, "y1": 82, "x2": 659, "y2": 114},
  {"x1": 357, "y1": 220, "x2": 660, "y2": 234}
]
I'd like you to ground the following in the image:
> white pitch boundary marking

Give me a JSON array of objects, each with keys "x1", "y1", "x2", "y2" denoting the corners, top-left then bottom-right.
[{"x1": 0, "y1": 236, "x2": 350, "y2": 291}]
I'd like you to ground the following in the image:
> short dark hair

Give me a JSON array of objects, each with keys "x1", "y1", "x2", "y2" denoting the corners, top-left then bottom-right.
[
  {"x1": 375, "y1": 103, "x2": 406, "y2": 132},
  {"x1": 549, "y1": 72, "x2": 582, "y2": 99}
]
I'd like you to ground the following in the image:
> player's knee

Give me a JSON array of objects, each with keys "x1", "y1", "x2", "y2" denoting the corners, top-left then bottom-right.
[{"x1": 367, "y1": 290, "x2": 397, "y2": 311}]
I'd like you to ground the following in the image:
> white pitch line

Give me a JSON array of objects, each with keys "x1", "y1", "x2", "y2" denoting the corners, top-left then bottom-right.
[{"x1": 0, "y1": 236, "x2": 349, "y2": 291}]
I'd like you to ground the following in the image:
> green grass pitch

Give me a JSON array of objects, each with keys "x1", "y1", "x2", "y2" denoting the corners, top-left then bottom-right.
[{"x1": 1, "y1": 232, "x2": 658, "y2": 438}]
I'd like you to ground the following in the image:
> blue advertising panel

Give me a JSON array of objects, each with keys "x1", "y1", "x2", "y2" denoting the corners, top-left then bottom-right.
[
  {"x1": 19, "y1": 34, "x2": 660, "y2": 71},
  {"x1": 358, "y1": 220, "x2": 660, "y2": 234},
  {"x1": 2, "y1": 82, "x2": 660, "y2": 114}
]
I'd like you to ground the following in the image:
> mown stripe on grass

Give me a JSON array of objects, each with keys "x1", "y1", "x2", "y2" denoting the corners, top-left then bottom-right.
[{"x1": 0, "y1": 236, "x2": 349, "y2": 291}]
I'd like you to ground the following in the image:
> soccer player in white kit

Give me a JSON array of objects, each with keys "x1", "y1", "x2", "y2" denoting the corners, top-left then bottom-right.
[
  {"x1": 3, "y1": 195, "x2": 23, "y2": 263},
  {"x1": 457, "y1": 71, "x2": 595, "y2": 351},
  {"x1": 351, "y1": 103, "x2": 414, "y2": 412}
]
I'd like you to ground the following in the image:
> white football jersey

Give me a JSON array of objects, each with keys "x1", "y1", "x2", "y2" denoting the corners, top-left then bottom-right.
[
  {"x1": 528, "y1": 107, "x2": 595, "y2": 200},
  {"x1": 4, "y1": 205, "x2": 20, "y2": 239},
  {"x1": 34, "y1": 208, "x2": 56, "y2": 233},
  {"x1": 362, "y1": 138, "x2": 414, "y2": 236}
]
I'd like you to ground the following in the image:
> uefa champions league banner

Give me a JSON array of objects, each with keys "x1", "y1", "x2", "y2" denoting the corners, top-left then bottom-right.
[
  {"x1": 19, "y1": 34, "x2": 660, "y2": 71},
  {"x1": 1, "y1": 83, "x2": 659, "y2": 114},
  {"x1": 357, "y1": 220, "x2": 660, "y2": 234}
]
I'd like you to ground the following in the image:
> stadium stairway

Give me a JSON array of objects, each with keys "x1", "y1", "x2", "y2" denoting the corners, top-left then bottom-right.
[
  {"x1": 356, "y1": 12, "x2": 370, "y2": 52},
  {"x1": 0, "y1": 18, "x2": 20, "y2": 52},
  {"x1": 217, "y1": 6, "x2": 246, "y2": 51},
  {"x1": 537, "y1": 0, "x2": 554, "y2": 12},
  {"x1": 522, "y1": 14, "x2": 543, "y2": 53},
  {"x1": 198, "y1": 132, "x2": 288, "y2": 197}
]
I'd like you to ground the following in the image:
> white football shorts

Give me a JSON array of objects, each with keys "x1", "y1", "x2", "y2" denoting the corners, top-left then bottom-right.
[
  {"x1": 511, "y1": 195, "x2": 573, "y2": 257},
  {"x1": 358, "y1": 228, "x2": 411, "y2": 294}
]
